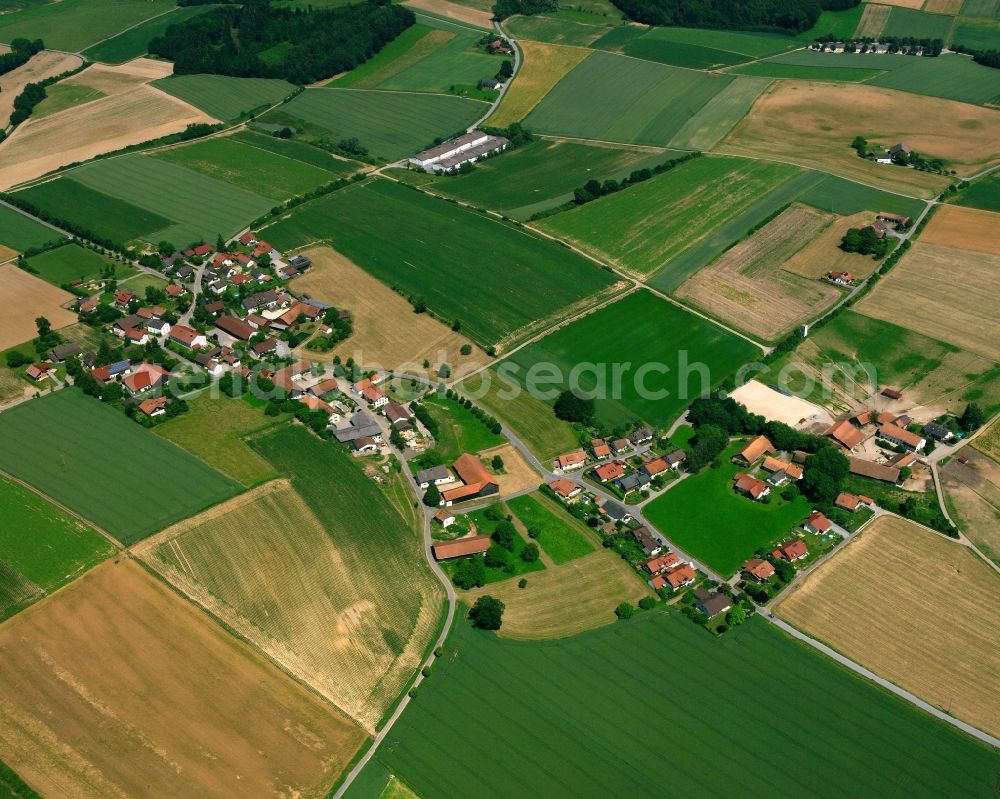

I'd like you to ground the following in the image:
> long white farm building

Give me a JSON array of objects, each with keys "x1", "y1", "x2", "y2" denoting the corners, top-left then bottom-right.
[{"x1": 410, "y1": 130, "x2": 509, "y2": 173}]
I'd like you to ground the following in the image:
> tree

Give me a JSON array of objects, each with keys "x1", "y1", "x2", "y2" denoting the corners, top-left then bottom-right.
[
  {"x1": 726, "y1": 606, "x2": 747, "y2": 626},
  {"x1": 491, "y1": 454, "x2": 504, "y2": 471},
  {"x1": 453, "y1": 557, "x2": 486, "y2": 590},
  {"x1": 615, "y1": 602, "x2": 635, "y2": 620},
  {"x1": 35, "y1": 316, "x2": 51, "y2": 338},
  {"x1": 960, "y1": 402, "x2": 984, "y2": 432},
  {"x1": 484, "y1": 543, "x2": 510, "y2": 570},
  {"x1": 157, "y1": 240, "x2": 176, "y2": 257},
  {"x1": 492, "y1": 519, "x2": 516, "y2": 550},
  {"x1": 460, "y1": 344, "x2": 472, "y2": 356},
  {"x1": 423, "y1": 483, "x2": 441, "y2": 507},
  {"x1": 638, "y1": 596, "x2": 656, "y2": 610},
  {"x1": 518, "y1": 578, "x2": 528, "y2": 588},
  {"x1": 521, "y1": 542, "x2": 540, "y2": 562},
  {"x1": 686, "y1": 424, "x2": 728, "y2": 472},
  {"x1": 5, "y1": 350, "x2": 31, "y2": 368},
  {"x1": 469, "y1": 595, "x2": 505, "y2": 630},
  {"x1": 554, "y1": 390, "x2": 595, "y2": 424},
  {"x1": 802, "y1": 445, "x2": 849, "y2": 505}
]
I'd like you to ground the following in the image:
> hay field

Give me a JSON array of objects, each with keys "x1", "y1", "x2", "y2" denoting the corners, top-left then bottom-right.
[
  {"x1": 854, "y1": 242, "x2": 1000, "y2": 360},
  {"x1": 0, "y1": 60, "x2": 214, "y2": 189},
  {"x1": 777, "y1": 514, "x2": 1000, "y2": 740},
  {"x1": 874, "y1": 0, "x2": 923, "y2": 7},
  {"x1": 291, "y1": 245, "x2": 475, "y2": 373},
  {"x1": 0, "y1": 264, "x2": 76, "y2": 350},
  {"x1": 855, "y1": 4, "x2": 891, "y2": 37},
  {"x1": 975, "y1": 415, "x2": 1000, "y2": 462},
  {"x1": 942, "y1": 449, "x2": 1000, "y2": 564},
  {"x1": 781, "y1": 210, "x2": 885, "y2": 279},
  {"x1": 479, "y1": 443, "x2": 539, "y2": 495},
  {"x1": 403, "y1": 0, "x2": 493, "y2": 27},
  {"x1": 674, "y1": 203, "x2": 842, "y2": 341},
  {"x1": 717, "y1": 82, "x2": 1000, "y2": 197},
  {"x1": 488, "y1": 42, "x2": 589, "y2": 126},
  {"x1": 920, "y1": 204, "x2": 1000, "y2": 254},
  {"x1": 137, "y1": 479, "x2": 439, "y2": 731},
  {"x1": 461, "y1": 550, "x2": 649, "y2": 639},
  {"x1": 0, "y1": 559, "x2": 365, "y2": 799},
  {"x1": 0, "y1": 51, "x2": 82, "y2": 128}
]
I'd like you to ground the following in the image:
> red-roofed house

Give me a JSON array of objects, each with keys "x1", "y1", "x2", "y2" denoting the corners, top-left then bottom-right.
[
  {"x1": 827, "y1": 419, "x2": 865, "y2": 449},
  {"x1": 432, "y1": 535, "x2": 491, "y2": 560},
  {"x1": 556, "y1": 450, "x2": 586, "y2": 472},
  {"x1": 643, "y1": 551, "x2": 680, "y2": 574},
  {"x1": 733, "y1": 473, "x2": 770, "y2": 500},
  {"x1": 548, "y1": 479, "x2": 581, "y2": 501},
  {"x1": 835, "y1": 492, "x2": 861, "y2": 512},
  {"x1": 440, "y1": 453, "x2": 500, "y2": 506},
  {"x1": 169, "y1": 324, "x2": 208, "y2": 350},
  {"x1": 733, "y1": 435, "x2": 774, "y2": 465},
  {"x1": 138, "y1": 396, "x2": 168, "y2": 417},
  {"x1": 122, "y1": 362, "x2": 168, "y2": 395},
  {"x1": 742, "y1": 558, "x2": 775, "y2": 582},
  {"x1": 772, "y1": 539, "x2": 809, "y2": 561},
  {"x1": 594, "y1": 462, "x2": 625, "y2": 482},
  {"x1": 803, "y1": 510, "x2": 832, "y2": 534},
  {"x1": 663, "y1": 563, "x2": 696, "y2": 590},
  {"x1": 25, "y1": 363, "x2": 50, "y2": 382},
  {"x1": 591, "y1": 439, "x2": 611, "y2": 459}
]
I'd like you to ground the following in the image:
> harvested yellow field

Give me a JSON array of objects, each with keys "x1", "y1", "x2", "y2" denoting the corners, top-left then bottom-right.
[
  {"x1": 0, "y1": 264, "x2": 77, "y2": 351},
  {"x1": 0, "y1": 244, "x2": 17, "y2": 263},
  {"x1": 136, "y1": 479, "x2": 443, "y2": 732},
  {"x1": 941, "y1": 449, "x2": 1000, "y2": 564},
  {"x1": 0, "y1": 559, "x2": 365, "y2": 799},
  {"x1": 675, "y1": 204, "x2": 842, "y2": 341},
  {"x1": 0, "y1": 50, "x2": 82, "y2": 127},
  {"x1": 781, "y1": 210, "x2": 884, "y2": 280},
  {"x1": 290, "y1": 245, "x2": 476, "y2": 374},
  {"x1": 480, "y1": 443, "x2": 539, "y2": 495},
  {"x1": 777, "y1": 514, "x2": 1000, "y2": 740},
  {"x1": 920, "y1": 204, "x2": 1000, "y2": 255},
  {"x1": 462, "y1": 550, "x2": 650, "y2": 639},
  {"x1": 854, "y1": 241, "x2": 1000, "y2": 360},
  {"x1": 922, "y1": 0, "x2": 963, "y2": 12},
  {"x1": 403, "y1": 0, "x2": 494, "y2": 27},
  {"x1": 717, "y1": 82, "x2": 1000, "y2": 197},
  {"x1": 974, "y1": 414, "x2": 1000, "y2": 462},
  {"x1": 488, "y1": 41, "x2": 589, "y2": 126},
  {"x1": 0, "y1": 59, "x2": 213, "y2": 189},
  {"x1": 855, "y1": 3, "x2": 891, "y2": 36}
]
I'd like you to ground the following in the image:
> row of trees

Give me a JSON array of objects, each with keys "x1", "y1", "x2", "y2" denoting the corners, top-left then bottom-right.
[
  {"x1": 150, "y1": 0, "x2": 415, "y2": 85},
  {"x1": 610, "y1": 0, "x2": 858, "y2": 34},
  {"x1": 491, "y1": 0, "x2": 556, "y2": 21},
  {"x1": 571, "y1": 152, "x2": 698, "y2": 206},
  {"x1": 0, "y1": 38, "x2": 44, "y2": 77}
]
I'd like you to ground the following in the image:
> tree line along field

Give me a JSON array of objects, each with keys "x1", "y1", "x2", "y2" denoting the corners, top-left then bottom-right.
[
  {"x1": 0, "y1": 559, "x2": 365, "y2": 799},
  {"x1": 644, "y1": 440, "x2": 812, "y2": 576},
  {"x1": 777, "y1": 514, "x2": 1000, "y2": 741},
  {"x1": 407, "y1": 138, "x2": 677, "y2": 220},
  {"x1": 0, "y1": 391, "x2": 241, "y2": 545},
  {"x1": 0, "y1": 0, "x2": 176, "y2": 52},
  {"x1": 154, "y1": 75, "x2": 297, "y2": 122},
  {"x1": 524, "y1": 51, "x2": 736, "y2": 147},
  {"x1": 501, "y1": 289, "x2": 759, "y2": 430},
  {"x1": 0, "y1": 205, "x2": 63, "y2": 253},
  {"x1": 261, "y1": 88, "x2": 489, "y2": 162},
  {"x1": 370, "y1": 610, "x2": 1000, "y2": 799},
  {"x1": 537, "y1": 155, "x2": 800, "y2": 282},
  {"x1": 0, "y1": 476, "x2": 113, "y2": 620},
  {"x1": 716, "y1": 81, "x2": 1000, "y2": 198},
  {"x1": 261, "y1": 178, "x2": 621, "y2": 349}
]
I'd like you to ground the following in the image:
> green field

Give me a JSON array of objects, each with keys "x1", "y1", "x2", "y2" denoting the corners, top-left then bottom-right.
[
  {"x1": 264, "y1": 88, "x2": 489, "y2": 162},
  {"x1": 729, "y1": 62, "x2": 884, "y2": 81},
  {"x1": 502, "y1": 290, "x2": 759, "y2": 429},
  {"x1": 799, "y1": 4, "x2": 866, "y2": 39},
  {"x1": 0, "y1": 390, "x2": 241, "y2": 544},
  {"x1": 601, "y1": 26, "x2": 796, "y2": 69},
  {"x1": 82, "y1": 4, "x2": 217, "y2": 64},
  {"x1": 453, "y1": 506, "x2": 546, "y2": 584},
  {"x1": 15, "y1": 179, "x2": 173, "y2": 245},
  {"x1": 261, "y1": 179, "x2": 617, "y2": 347},
  {"x1": 154, "y1": 136, "x2": 343, "y2": 200},
  {"x1": 644, "y1": 441, "x2": 810, "y2": 575},
  {"x1": 415, "y1": 394, "x2": 505, "y2": 463},
  {"x1": 870, "y1": 53, "x2": 1000, "y2": 106},
  {"x1": 234, "y1": 129, "x2": 361, "y2": 174},
  {"x1": 0, "y1": 758, "x2": 41, "y2": 799},
  {"x1": 0, "y1": 0, "x2": 175, "y2": 51},
  {"x1": 504, "y1": 14, "x2": 611, "y2": 46},
  {"x1": 32, "y1": 82, "x2": 106, "y2": 119},
  {"x1": 507, "y1": 493, "x2": 595, "y2": 564},
  {"x1": 413, "y1": 139, "x2": 677, "y2": 219},
  {"x1": 371, "y1": 610, "x2": 1000, "y2": 799},
  {"x1": 538, "y1": 155, "x2": 799, "y2": 280},
  {"x1": 797, "y1": 173, "x2": 927, "y2": 219},
  {"x1": 952, "y1": 172, "x2": 1000, "y2": 212},
  {"x1": 668, "y1": 76, "x2": 773, "y2": 151},
  {"x1": 616, "y1": 25, "x2": 797, "y2": 57},
  {"x1": 0, "y1": 205, "x2": 64, "y2": 253},
  {"x1": 524, "y1": 51, "x2": 734, "y2": 146},
  {"x1": 24, "y1": 242, "x2": 126, "y2": 286},
  {"x1": 329, "y1": 24, "x2": 435, "y2": 88},
  {"x1": 375, "y1": 25, "x2": 504, "y2": 94},
  {"x1": 960, "y1": 0, "x2": 999, "y2": 15},
  {"x1": 883, "y1": 7, "x2": 955, "y2": 39},
  {"x1": 953, "y1": 21, "x2": 1000, "y2": 52},
  {"x1": 0, "y1": 476, "x2": 113, "y2": 618},
  {"x1": 153, "y1": 75, "x2": 297, "y2": 121},
  {"x1": 758, "y1": 49, "x2": 912, "y2": 70},
  {"x1": 66, "y1": 154, "x2": 276, "y2": 245}
]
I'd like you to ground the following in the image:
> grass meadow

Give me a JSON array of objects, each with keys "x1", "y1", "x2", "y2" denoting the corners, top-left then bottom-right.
[
  {"x1": 153, "y1": 75, "x2": 297, "y2": 121},
  {"x1": 883, "y1": 7, "x2": 956, "y2": 39},
  {"x1": 82, "y1": 5, "x2": 216, "y2": 64},
  {"x1": 266, "y1": 88, "x2": 489, "y2": 161},
  {"x1": 0, "y1": 476, "x2": 113, "y2": 619},
  {"x1": 644, "y1": 441, "x2": 811, "y2": 575},
  {"x1": 24, "y1": 242, "x2": 126, "y2": 286},
  {"x1": 524, "y1": 51, "x2": 734, "y2": 146},
  {"x1": 234, "y1": 129, "x2": 362, "y2": 174},
  {"x1": 503, "y1": 290, "x2": 759, "y2": 429},
  {"x1": 507, "y1": 492, "x2": 595, "y2": 564},
  {"x1": 870, "y1": 53, "x2": 1000, "y2": 106},
  {"x1": 504, "y1": 14, "x2": 611, "y2": 46},
  {"x1": 416, "y1": 139, "x2": 676, "y2": 219},
  {"x1": 0, "y1": 205, "x2": 64, "y2": 252},
  {"x1": 417, "y1": 394, "x2": 505, "y2": 462},
  {"x1": 668, "y1": 76, "x2": 773, "y2": 151},
  {"x1": 261, "y1": 179, "x2": 618, "y2": 348},
  {"x1": 374, "y1": 26, "x2": 505, "y2": 94},
  {"x1": 952, "y1": 172, "x2": 1000, "y2": 212},
  {"x1": 597, "y1": 26, "x2": 796, "y2": 69},
  {"x1": 329, "y1": 23, "x2": 437, "y2": 88},
  {"x1": 799, "y1": 4, "x2": 865, "y2": 39},
  {"x1": 730, "y1": 62, "x2": 884, "y2": 81},
  {"x1": 15, "y1": 178, "x2": 172, "y2": 245},
  {"x1": 372, "y1": 610, "x2": 1000, "y2": 799},
  {"x1": 538, "y1": 155, "x2": 799, "y2": 281},
  {"x1": 0, "y1": 390, "x2": 241, "y2": 544},
  {"x1": 0, "y1": 0, "x2": 175, "y2": 51},
  {"x1": 952, "y1": 21, "x2": 1000, "y2": 53}
]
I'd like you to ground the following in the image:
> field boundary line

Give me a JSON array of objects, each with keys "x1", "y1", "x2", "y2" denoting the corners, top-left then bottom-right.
[
  {"x1": 77, "y1": 7, "x2": 179, "y2": 57},
  {"x1": 312, "y1": 85, "x2": 492, "y2": 105}
]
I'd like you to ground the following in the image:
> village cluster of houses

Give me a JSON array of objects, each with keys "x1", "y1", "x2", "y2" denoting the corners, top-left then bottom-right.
[
  {"x1": 161, "y1": 232, "x2": 309, "y2": 289},
  {"x1": 728, "y1": 435, "x2": 805, "y2": 502},
  {"x1": 811, "y1": 41, "x2": 932, "y2": 56}
]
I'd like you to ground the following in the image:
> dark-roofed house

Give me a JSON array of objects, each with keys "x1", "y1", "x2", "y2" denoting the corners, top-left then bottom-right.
[
  {"x1": 615, "y1": 471, "x2": 650, "y2": 493},
  {"x1": 603, "y1": 500, "x2": 631, "y2": 524},
  {"x1": 848, "y1": 457, "x2": 901, "y2": 484},
  {"x1": 694, "y1": 589, "x2": 731, "y2": 618},
  {"x1": 432, "y1": 535, "x2": 491, "y2": 560},
  {"x1": 629, "y1": 426, "x2": 653, "y2": 446},
  {"x1": 251, "y1": 338, "x2": 278, "y2": 359},
  {"x1": 415, "y1": 465, "x2": 454, "y2": 488},
  {"x1": 630, "y1": 525, "x2": 660, "y2": 556},
  {"x1": 923, "y1": 421, "x2": 954, "y2": 442},
  {"x1": 664, "y1": 449, "x2": 686, "y2": 469},
  {"x1": 242, "y1": 290, "x2": 280, "y2": 312},
  {"x1": 334, "y1": 411, "x2": 382, "y2": 443},
  {"x1": 49, "y1": 343, "x2": 82, "y2": 362},
  {"x1": 384, "y1": 403, "x2": 414, "y2": 427}
]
